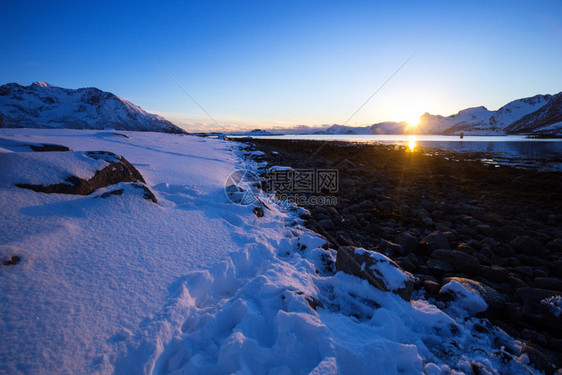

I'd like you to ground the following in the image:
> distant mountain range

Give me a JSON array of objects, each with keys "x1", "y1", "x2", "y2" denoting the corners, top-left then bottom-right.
[
  {"x1": 0, "y1": 82, "x2": 185, "y2": 134},
  {"x1": 1, "y1": 83, "x2": 560, "y2": 136},
  {"x1": 310, "y1": 92, "x2": 562, "y2": 136}
]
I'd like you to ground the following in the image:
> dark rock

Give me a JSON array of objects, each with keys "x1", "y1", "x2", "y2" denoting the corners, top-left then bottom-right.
[
  {"x1": 480, "y1": 265, "x2": 509, "y2": 283},
  {"x1": 100, "y1": 189, "x2": 124, "y2": 198},
  {"x1": 427, "y1": 258, "x2": 454, "y2": 278},
  {"x1": 16, "y1": 151, "x2": 150, "y2": 197},
  {"x1": 431, "y1": 249, "x2": 480, "y2": 275},
  {"x1": 514, "y1": 266, "x2": 534, "y2": 278},
  {"x1": 379, "y1": 239, "x2": 403, "y2": 256},
  {"x1": 521, "y1": 342, "x2": 558, "y2": 374},
  {"x1": 422, "y1": 231, "x2": 451, "y2": 251},
  {"x1": 336, "y1": 246, "x2": 414, "y2": 301},
  {"x1": 378, "y1": 200, "x2": 394, "y2": 214},
  {"x1": 475, "y1": 224, "x2": 493, "y2": 236},
  {"x1": 253, "y1": 205, "x2": 264, "y2": 218},
  {"x1": 547, "y1": 238, "x2": 562, "y2": 252},
  {"x1": 521, "y1": 329, "x2": 548, "y2": 347},
  {"x1": 317, "y1": 219, "x2": 335, "y2": 231},
  {"x1": 422, "y1": 279, "x2": 441, "y2": 295},
  {"x1": 304, "y1": 295, "x2": 324, "y2": 311},
  {"x1": 473, "y1": 253, "x2": 492, "y2": 266},
  {"x1": 394, "y1": 257, "x2": 416, "y2": 273},
  {"x1": 510, "y1": 236, "x2": 545, "y2": 256},
  {"x1": 131, "y1": 183, "x2": 158, "y2": 203},
  {"x1": 516, "y1": 287, "x2": 562, "y2": 334},
  {"x1": 533, "y1": 277, "x2": 562, "y2": 291},
  {"x1": 395, "y1": 232, "x2": 418, "y2": 254},
  {"x1": 2, "y1": 255, "x2": 20, "y2": 266},
  {"x1": 29, "y1": 143, "x2": 72, "y2": 152},
  {"x1": 533, "y1": 267, "x2": 549, "y2": 278}
]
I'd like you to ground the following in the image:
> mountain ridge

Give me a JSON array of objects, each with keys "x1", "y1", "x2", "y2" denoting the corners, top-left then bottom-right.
[
  {"x1": 0, "y1": 82, "x2": 186, "y2": 134},
  {"x1": 305, "y1": 92, "x2": 561, "y2": 136}
]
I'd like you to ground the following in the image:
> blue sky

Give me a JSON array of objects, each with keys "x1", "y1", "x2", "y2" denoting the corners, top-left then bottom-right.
[{"x1": 1, "y1": 0, "x2": 561, "y2": 131}]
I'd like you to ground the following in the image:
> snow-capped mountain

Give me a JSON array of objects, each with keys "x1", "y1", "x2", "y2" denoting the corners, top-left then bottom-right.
[
  {"x1": 504, "y1": 92, "x2": 562, "y2": 134},
  {"x1": 435, "y1": 94, "x2": 553, "y2": 135},
  {"x1": 0, "y1": 82, "x2": 186, "y2": 134},
  {"x1": 309, "y1": 92, "x2": 561, "y2": 136}
]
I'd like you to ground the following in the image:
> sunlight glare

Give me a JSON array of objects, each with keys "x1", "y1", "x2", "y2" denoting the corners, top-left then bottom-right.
[{"x1": 408, "y1": 135, "x2": 417, "y2": 152}]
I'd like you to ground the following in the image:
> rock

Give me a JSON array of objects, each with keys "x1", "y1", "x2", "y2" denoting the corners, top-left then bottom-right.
[
  {"x1": 99, "y1": 189, "x2": 124, "y2": 198},
  {"x1": 379, "y1": 239, "x2": 403, "y2": 256},
  {"x1": 442, "y1": 277, "x2": 508, "y2": 317},
  {"x1": 422, "y1": 231, "x2": 450, "y2": 251},
  {"x1": 473, "y1": 252, "x2": 492, "y2": 266},
  {"x1": 427, "y1": 258, "x2": 454, "y2": 278},
  {"x1": 15, "y1": 151, "x2": 153, "y2": 199},
  {"x1": 336, "y1": 246, "x2": 414, "y2": 301},
  {"x1": 317, "y1": 219, "x2": 335, "y2": 231},
  {"x1": 253, "y1": 205, "x2": 264, "y2": 218},
  {"x1": 430, "y1": 249, "x2": 480, "y2": 275},
  {"x1": 422, "y1": 279, "x2": 441, "y2": 295},
  {"x1": 514, "y1": 266, "x2": 533, "y2": 278},
  {"x1": 533, "y1": 277, "x2": 562, "y2": 292},
  {"x1": 516, "y1": 287, "x2": 562, "y2": 334},
  {"x1": 377, "y1": 200, "x2": 394, "y2": 214},
  {"x1": 475, "y1": 224, "x2": 493, "y2": 236},
  {"x1": 521, "y1": 342, "x2": 558, "y2": 375},
  {"x1": 2, "y1": 255, "x2": 20, "y2": 266},
  {"x1": 520, "y1": 329, "x2": 548, "y2": 347},
  {"x1": 29, "y1": 143, "x2": 72, "y2": 152},
  {"x1": 480, "y1": 265, "x2": 509, "y2": 283},
  {"x1": 395, "y1": 232, "x2": 418, "y2": 254},
  {"x1": 394, "y1": 257, "x2": 416, "y2": 273},
  {"x1": 510, "y1": 236, "x2": 545, "y2": 256},
  {"x1": 547, "y1": 238, "x2": 562, "y2": 252}
]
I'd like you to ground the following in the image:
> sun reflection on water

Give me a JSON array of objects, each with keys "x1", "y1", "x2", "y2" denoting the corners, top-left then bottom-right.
[{"x1": 408, "y1": 135, "x2": 417, "y2": 152}]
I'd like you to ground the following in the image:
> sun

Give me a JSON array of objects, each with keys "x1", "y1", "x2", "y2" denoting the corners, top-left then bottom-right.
[{"x1": 405, "y1": 115, "x2": 420, "y2": 128}]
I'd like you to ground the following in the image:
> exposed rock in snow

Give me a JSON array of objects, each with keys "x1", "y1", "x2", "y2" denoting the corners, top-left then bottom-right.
[
  {"x1": 1, "y1": 149, "x2": 156, "y2": 201},
  {"x1": 335, "y1": 246, "x2": 415, "y2": 301},
  {"x1": 0, "y1": 82, "x2": 185, "y2": 133}
]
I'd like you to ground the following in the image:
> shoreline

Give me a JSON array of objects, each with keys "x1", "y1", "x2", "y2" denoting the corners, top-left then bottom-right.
[{"x1": 239, "y1": 138, "x2": 562, "y2": 371}]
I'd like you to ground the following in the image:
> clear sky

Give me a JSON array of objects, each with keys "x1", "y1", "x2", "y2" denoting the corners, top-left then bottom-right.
[{"x1": 1, "y1": 0, "x2": 561, "y2": 131}]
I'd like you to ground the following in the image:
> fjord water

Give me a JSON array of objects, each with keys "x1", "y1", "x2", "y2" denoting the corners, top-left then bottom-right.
[{"x1": 251, "y1": 134, "x2": 562, "y2": 170}]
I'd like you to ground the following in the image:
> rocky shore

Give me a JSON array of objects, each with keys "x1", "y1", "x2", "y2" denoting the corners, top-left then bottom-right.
[{"x1": 240, "y1": 138, "x2": 562, "y2": 373}]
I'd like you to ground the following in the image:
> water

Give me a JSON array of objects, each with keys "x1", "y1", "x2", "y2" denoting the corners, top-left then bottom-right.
[{"x1": 240, "y1": 134, "x2": 562, "y2": 171}]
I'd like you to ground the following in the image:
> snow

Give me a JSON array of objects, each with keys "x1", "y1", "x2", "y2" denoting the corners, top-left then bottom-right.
[
  {"x1": 541, "y1": 295, "x2": 562, "y2": 318},
  {"x1": 440, "y1": 280, "x2": 488, "y2": 316},
  {"x1": 368, "y1": 250, "x2": 414, "y2": 290},
  {"x1": 0, "y1": 83, "x2": 184, "y2": 133},
  {"x1": 0, "y1": 129, "x2": 541, "y2": 374},
  {"x1": 0, "y1": 151, "x2": 109, "y2": 185}
]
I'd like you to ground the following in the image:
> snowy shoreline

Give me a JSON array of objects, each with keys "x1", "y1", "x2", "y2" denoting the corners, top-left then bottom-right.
[{"x1": 0, "y1": 129, "x2": 554, "y2": 374}]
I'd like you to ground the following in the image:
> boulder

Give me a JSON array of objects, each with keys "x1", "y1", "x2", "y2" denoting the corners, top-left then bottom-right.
[
  {"x1": 395, "y1": 231, "x2": 418, "y2": 254},
  {"x1": 15, "y1": 151, "x2": 155, "y2": 201},
  {"x1": 546, "y1": 238, "x2": 562, "y2": 252},
  {"x1": 430, "y1": 249, "x2": 480, "y2": 275},
  {"x1": 533, "y1": 277, "x2": 562, "y2": 292},
  {"x1": 336, "y1": 246, "x2": 414, "y2": 301},
  {"x1": 441, "y1": 277, "x2": 507, "y2": 317},
  {"x1": 480, "y1": 265, "x2": 509, "y2": 283},
  {"x1": 426, "y1": 258, "x2": 454, "y2": 278},
  {"x1": 510, "y1": 236, "x2": 545, "y2": 256},
  {"x1": 422, "y1": 231, "x2": 450, "y2": 251},
  {"x1": 516, "y1": 287, "x2": 562, "y2": 335}
]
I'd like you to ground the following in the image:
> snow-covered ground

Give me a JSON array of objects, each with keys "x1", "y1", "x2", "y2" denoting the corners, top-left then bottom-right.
[{"x1": 0, "y1": 129, "x2": 541, "y2": 374}]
